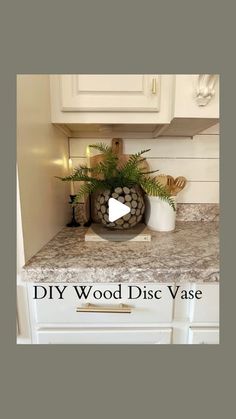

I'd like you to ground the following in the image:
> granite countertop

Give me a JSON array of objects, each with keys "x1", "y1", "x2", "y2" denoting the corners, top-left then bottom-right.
[{"x1": 22, "y1": 222, "x2": 219, "y2": 283}]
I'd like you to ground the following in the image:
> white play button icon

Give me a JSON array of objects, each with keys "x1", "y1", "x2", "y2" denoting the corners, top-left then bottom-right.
[{"x1": 108, "y1": 198, "x2": 131, "y2": 222}]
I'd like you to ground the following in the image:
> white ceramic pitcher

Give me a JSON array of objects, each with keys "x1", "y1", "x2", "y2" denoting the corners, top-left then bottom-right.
[{"x1": 145, "y1": 195, "x2": 177, "y2": 232}]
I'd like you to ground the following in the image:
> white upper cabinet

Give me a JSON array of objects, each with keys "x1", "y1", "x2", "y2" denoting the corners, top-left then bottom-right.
[
  {"x1": 50, "y1": 74, "x2": 174, "y2": 125},
  {"x1": 60, "y1": 75, "x2": 161, "y2": 112},
  {"x1": 50, "y1": 74, "x2": 219, "y2": 137}
]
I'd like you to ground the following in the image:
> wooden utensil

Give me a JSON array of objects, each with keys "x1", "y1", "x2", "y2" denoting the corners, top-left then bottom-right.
[
  {"x1": 171, "y1": 176, "x2": 187, "y2": 195},
  {"x1": 166, "y1": 175, "x2": 175, "y2": 194},
  {"x1": 155, "y1": 174, "x2": 168, "y2": 188}
]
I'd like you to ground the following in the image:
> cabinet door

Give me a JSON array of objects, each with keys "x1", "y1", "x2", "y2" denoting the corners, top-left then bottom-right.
[
  {"x1": 189, "y1": 284, "x2": 219, "y2": 324},
  {"x1": 188, "y1": 328, "x2": 219, "y2": 344},
  {"x1": 36, "y1": 328, "x2": 172, "y2": 344},
  {"x1": 60, "y1": 75, "x2": 161, "y2": 112}
]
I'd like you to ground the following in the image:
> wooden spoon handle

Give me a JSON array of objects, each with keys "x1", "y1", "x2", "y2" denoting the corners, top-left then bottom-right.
[{"x1": 166, "y1": 175, "x2": 175, "y2": 194}]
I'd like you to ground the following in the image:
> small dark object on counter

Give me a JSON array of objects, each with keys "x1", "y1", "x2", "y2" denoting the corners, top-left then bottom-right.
[{"x1": 67, "y1": 195, "x2": 80, "y2": 227}]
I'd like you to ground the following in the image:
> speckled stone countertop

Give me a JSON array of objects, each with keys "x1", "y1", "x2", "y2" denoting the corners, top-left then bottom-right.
[{"x1": 22, "y1": 222, "x2": 219, "y2": 283}]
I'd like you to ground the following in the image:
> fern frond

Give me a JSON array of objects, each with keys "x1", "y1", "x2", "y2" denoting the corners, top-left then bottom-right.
[
  {"x1": 140, "y1": 176, "x2": 176, "y2": 211},
  {"x1": 120, "y1": 150, "x2": 150, "y2": 180},
  {"x1": 57, "y1": 170, "x2": 101, "y2": 183},
  {"x1": 56, "y1": 143, "x2": 175, "y2": 210},
  {"x1": 75, "y1": 164, "x2": 98, "y2": 174},
  {"x1": 89, "y1": 143, "x2": 112, "y2": 154},
  {"x1": 74, "y1": 179, "x2": 109, "y2": 203},
  {"x1": 89, "y1": 143, "x2": 119, "y2": 179}
]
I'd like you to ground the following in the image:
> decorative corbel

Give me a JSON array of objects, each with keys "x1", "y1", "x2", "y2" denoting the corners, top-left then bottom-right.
[{"x1": 195, "y1": 74, "x2": 218, "y2": 106}]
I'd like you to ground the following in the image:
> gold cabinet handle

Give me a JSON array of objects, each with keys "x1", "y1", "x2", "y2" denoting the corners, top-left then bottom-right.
[
  {"x1": 76, "y1": 303, "x2": 132, "y2": 314},
  {"x1": 152, "y1": 77, "x2": 157, "y2": 94}
]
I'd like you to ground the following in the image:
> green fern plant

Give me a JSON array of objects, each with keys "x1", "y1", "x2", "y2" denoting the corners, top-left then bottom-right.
[{"x1": 57, "y1": 143, "x2": 175, "y2": 210}]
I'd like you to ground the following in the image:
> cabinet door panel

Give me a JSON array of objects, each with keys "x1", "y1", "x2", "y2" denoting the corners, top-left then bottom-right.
[
  {"x1": 36, "y1": 328, "x2": 172, "y2": 344},
  {"x1": 77, "y1": 75, "x2": 144, "y2": 92},
  {"x1": 188, "y1": 328, "x2": 219, "y2": 344},
  {"x1": 189, "y1": 284, "x2": 219, "y2": 323},
  {"x1": 60, "y1": 75, "x2": 161, "y2": 112}
]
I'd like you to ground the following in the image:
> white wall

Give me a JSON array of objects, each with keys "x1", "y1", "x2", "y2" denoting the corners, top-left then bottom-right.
[
  {"x1": 17, "y1": 168, "x2": 31, "y2": 343},
  {"x1": 17, "y1": 75, "x2": 70, "y2": 262},
  {"x1": 69, "y1": 123, "x2": 219, "y2": 203}
]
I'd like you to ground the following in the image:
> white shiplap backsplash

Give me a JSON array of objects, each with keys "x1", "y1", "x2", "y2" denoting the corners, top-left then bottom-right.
[{"x1": 69, "y1": 123, "x2": 219, "y2": 203}]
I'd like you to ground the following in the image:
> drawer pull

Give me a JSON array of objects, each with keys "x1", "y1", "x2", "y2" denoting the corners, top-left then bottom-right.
[{"x1": 76, "y1": 303, "x2": 132, "y2": 314}]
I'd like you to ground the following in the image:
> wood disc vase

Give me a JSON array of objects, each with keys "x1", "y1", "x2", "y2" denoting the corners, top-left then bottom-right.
[{"x1": 95, "y1": 185, "x2": 145, "y2": 229}]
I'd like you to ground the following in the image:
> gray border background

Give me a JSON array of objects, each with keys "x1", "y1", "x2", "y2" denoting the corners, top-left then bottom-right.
[{"x1": 1, "y1": 1, "x2": 234, "y2": 418}]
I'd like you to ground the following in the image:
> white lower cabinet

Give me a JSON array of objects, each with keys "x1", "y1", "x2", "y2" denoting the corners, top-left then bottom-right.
[
  {"x1": 27, "y1": 283, "x2": 219, "y2": 344},
  {"x1": 188, "y1": 328, "x2": 219, "y2": 344},
  {"x1": 36, "y1": 328, "x2": 172, "y2": 345},
  {"x1": 189, "y1": 283, "x2": 219, "y2": 323}
]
